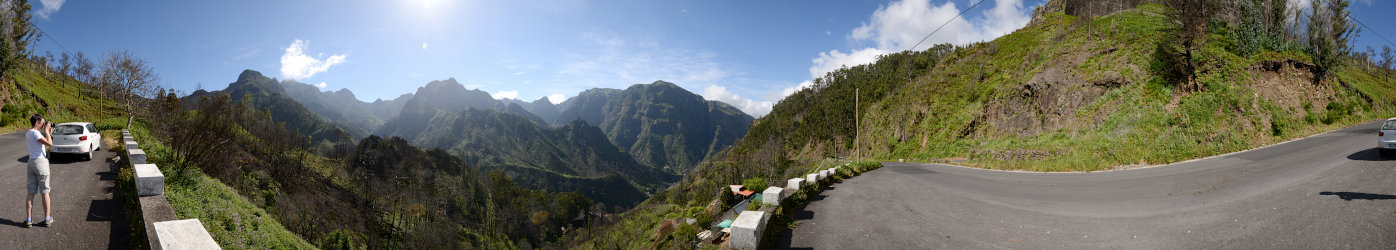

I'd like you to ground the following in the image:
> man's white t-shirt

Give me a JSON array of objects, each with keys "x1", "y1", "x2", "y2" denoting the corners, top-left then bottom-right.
[{"x1": 26, "y1": 129, "x2": 47, "y2": 160}]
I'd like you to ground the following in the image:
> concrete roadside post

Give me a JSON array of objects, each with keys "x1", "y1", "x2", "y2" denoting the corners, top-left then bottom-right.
[
  {"x1": 762, "y1": 187, "x2": 783, "y2": 205},
  {"x1": 128, "y1": 149, "x2": 147, "y2": 164},
  {"x1": 729, "y1": 211, "x2": 768, "y2": 250},
  {"x1": 134, "y1": 164, "x2": 165, "y2": 196},
  {"x1": 153, "y1": 219, "x2": 221, "y2": 250},
  {"x1": 785, "y1": 178, "x2": 803, "y2": 198},
  {"x1": 806, "y1": 173, "x2": 819, "y2": 185},
  {"x1": 786, "y1": 178, "x2": 803, "y2": 190}
]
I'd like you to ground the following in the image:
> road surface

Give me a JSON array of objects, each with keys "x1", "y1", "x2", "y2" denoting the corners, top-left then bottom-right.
[
  {"x1": 780, "y1": 120, "x2": 1396, "y2": 249},
  {"x1": 0, "y1": 131, "x2": 130, "y2": 249}
]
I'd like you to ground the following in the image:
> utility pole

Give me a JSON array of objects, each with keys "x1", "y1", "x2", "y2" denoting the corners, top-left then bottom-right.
[{"x1": 855, "y1": 87, "x2": 859, "y2": 163}]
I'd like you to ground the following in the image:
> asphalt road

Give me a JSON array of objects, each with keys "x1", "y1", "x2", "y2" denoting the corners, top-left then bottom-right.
[
  {"x1": 781, "y1": 120, "x2": 1396, "y2": 249},
  {"x1": 0, "y1": 131, "x2": 130, "y2": 249}
]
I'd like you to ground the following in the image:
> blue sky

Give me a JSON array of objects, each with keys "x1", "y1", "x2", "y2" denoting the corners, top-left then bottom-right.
[{"x1": 24, "y1": 0, "x2": 1396, "y2": 117}]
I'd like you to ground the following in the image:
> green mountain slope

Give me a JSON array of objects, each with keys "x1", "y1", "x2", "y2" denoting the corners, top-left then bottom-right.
[
  {"x1": 141, "y1": 69, "x2": 609, "y2": 248},
  {"x1": 281, "y1": 79, "x2": 411, "y2": 138},
  {"x1": 553, "y1": 87, "x2": 620, "y2": 126},
  {"x1": 598, "y1": 81, "x2": 754, "y2": 171},
  {"x1": 526, "y1": 97, "x2": 561, "y2": 123},
  {"x1": 379, "y1": 103, "x2": 677, "y2": 207},
  {"x1": 183, "y1": 70, "x2": 355, "y2": 152},
  {"x1": 374, "y1": 79, "x2": 680, "y2": 207}
]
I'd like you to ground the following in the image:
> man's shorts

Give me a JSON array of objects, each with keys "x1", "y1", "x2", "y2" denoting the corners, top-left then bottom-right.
[{"x1": 27, "y1": 157, "x2": 50, "y2": 195}]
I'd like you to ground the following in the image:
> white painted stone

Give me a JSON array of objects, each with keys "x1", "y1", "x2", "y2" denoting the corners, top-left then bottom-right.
[
  {"x1": 729, "y1": 211, "x2": 768, "y2": 250},
  {"x1": 128, "y1": 149, "x2": 147, "y2": 164},
  {"x1": 806, "y1": 173, "x2": 819, "y2": 184},
  {"x1": 786, "y1": 178, "x2": 804, "y2": 190},
  {"x1": 762, "y1": 187, "x2": 783, "y2": 205},
  {"x1": 154, "y1": 219, "x2": 221, "y2": 250},
  {"x1": 900, "y1": 159, "x2": 905, "y2": 162},
  {"x1": 134, "y1": 164, "x2": 164, "y2": 196},
  {"x1": 818, "y1": 170, "x2": 828, "y2": 179},
  {"x1": 125, "y1": 141, "x2": 138, "y2": 150},
  {"x1": 123, "y1": 136, "x2": 135, "y2": 142}
]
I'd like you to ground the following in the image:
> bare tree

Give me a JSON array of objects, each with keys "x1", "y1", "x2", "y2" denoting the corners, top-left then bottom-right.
[
  {"x1": 57, "y1": 51, "x2": 71, "y2": 77},
  {"x1": 1161, "y1": 0, "x2": 1216, "y2": 91},
  {"x1": 1381, "y1": 45, "x2": 1394, "y2": 81},
  {"x1": 99, "y1": 50, "x2": 160, "y2": 129},
  {"x1": 72, "y1": 51, "x2": 94, "y2": 83}
]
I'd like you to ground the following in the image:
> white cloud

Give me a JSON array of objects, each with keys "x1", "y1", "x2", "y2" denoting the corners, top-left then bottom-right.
[
  {"x1": 35, "y1": 0, "x2": 64, "y2": 19},
  {"x1": 776, "y1": 80, "x2": 816, "y2": 100},
  {"x1": 513, "y1": 72, "x2": 525, "y2": 76},
  {"x1": 279, "y1": 39, "x2": 347, "y2": 80},
  {"x1": 493, "y1": 90, "x2": 519, "y2": 100},
  {"x1": 314, "y1": 81, "x2": 328, "y2": 89},
  {"x1": 703, "y1": 85, "x2": 773, "y2": 117},
  {"x1": 421, "y1": 43, "x2": 428, "y2": 50},
  {"x1": 546, "y1": 94, "x2": 567, "y2": 104},
  {"x1": 809, "y1": 48, "x2": 888, "y2": 80},
  {"x1": 850, "y1": 0, "x2": 971, "y2": 50}
]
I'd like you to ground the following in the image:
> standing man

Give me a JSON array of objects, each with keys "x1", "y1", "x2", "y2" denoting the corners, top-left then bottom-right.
[{"x1": 24, "y1": 114, "x2": 53, "y2": 228}]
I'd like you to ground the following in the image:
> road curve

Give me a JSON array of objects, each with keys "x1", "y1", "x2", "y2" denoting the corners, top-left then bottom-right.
[{"x1": 780, "y1": 120, "x2": 1396, "y2": 249}]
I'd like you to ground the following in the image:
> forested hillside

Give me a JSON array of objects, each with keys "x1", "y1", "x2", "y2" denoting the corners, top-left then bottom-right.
[{"x1": 183, "y1": 70, "x2": 355, "y2": 155}]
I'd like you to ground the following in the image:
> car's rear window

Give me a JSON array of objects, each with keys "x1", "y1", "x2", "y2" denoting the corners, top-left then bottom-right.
[
  {"x1": 1385, "y1": 121, "x2": 1396, "y2": 130},
  {"x1": 54, "y1": 125, "x2": 84, "y2": 135}
]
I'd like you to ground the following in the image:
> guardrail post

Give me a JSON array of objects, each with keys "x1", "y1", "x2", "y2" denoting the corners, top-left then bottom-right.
[
  {"x1": 134, "y1": 164, "x2": 165, "y2": 196},
  {"x1": 153, "y1": 219, "x2": 221, "y2": 250},
  {"x1": 128, "y1": 149, "x2": 146, "y2": 164},
  {"x1": 729, "y1": 211, "x2": 768, "y2": 250}
]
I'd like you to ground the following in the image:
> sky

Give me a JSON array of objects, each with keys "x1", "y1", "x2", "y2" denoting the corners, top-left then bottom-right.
[{"x1": 23, "y1": 0, "x2": 1396, "y2": 117}]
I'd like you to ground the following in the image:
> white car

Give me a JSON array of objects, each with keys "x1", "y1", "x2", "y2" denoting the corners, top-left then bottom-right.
[
  {"x1": 48, "y1": 122, "x2": 103, "y2": 161},
  {"x1": 1380, "y1": 118, "x2": 1396, "y2": 158}
]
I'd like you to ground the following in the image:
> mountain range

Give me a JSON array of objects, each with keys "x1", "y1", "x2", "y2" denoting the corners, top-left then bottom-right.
[{"x1": 199, "y1": 71, "x2": 754, "y2": 207}]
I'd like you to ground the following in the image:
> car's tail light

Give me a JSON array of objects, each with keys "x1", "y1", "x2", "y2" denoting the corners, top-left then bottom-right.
[
  {"x1": 1382, "y1": 131, "x2": 1386, "y2": 137},
  {"x1": 79, "y1": 136, "x2": 87, "y2": 141}
]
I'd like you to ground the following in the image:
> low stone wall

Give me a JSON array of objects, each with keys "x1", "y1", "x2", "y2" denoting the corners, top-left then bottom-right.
[{"x1": 121, "y1": 130, "x2": 220, "y2": 249}]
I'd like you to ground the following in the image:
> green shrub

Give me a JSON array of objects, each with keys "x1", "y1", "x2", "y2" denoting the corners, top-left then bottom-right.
[{"x1": 741, "y1": 177, "x2": 767, "y2": 192}]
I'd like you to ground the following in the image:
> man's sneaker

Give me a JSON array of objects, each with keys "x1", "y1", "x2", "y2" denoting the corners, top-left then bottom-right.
[
  {"x1": 38, "y1": 217, "x2": 52, "y2": 227},
  {"x1": 22, "y1": 218, "x2": 32, "y2": 228}
]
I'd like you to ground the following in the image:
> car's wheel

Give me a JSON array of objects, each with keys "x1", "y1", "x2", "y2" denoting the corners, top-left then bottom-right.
[{"x1": 84, "y1": 150, "x2": 93, "y2": 161}]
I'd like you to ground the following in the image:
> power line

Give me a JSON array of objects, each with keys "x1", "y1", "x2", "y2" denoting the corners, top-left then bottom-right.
[
  {"x1": 1348, "y1": 16, "x2": 1395, "y2": 49},
  {"x1": 908, "y1": 0, "x2": 989, "y2": 52},
  {"x1": 31, "y1": 24, "x2": 73, "y2": 56}
]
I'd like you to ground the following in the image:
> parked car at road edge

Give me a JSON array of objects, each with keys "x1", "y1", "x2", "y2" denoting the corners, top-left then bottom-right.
[{"x1": 48, "y1": 122, "x2": 102, "y2": 161}]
